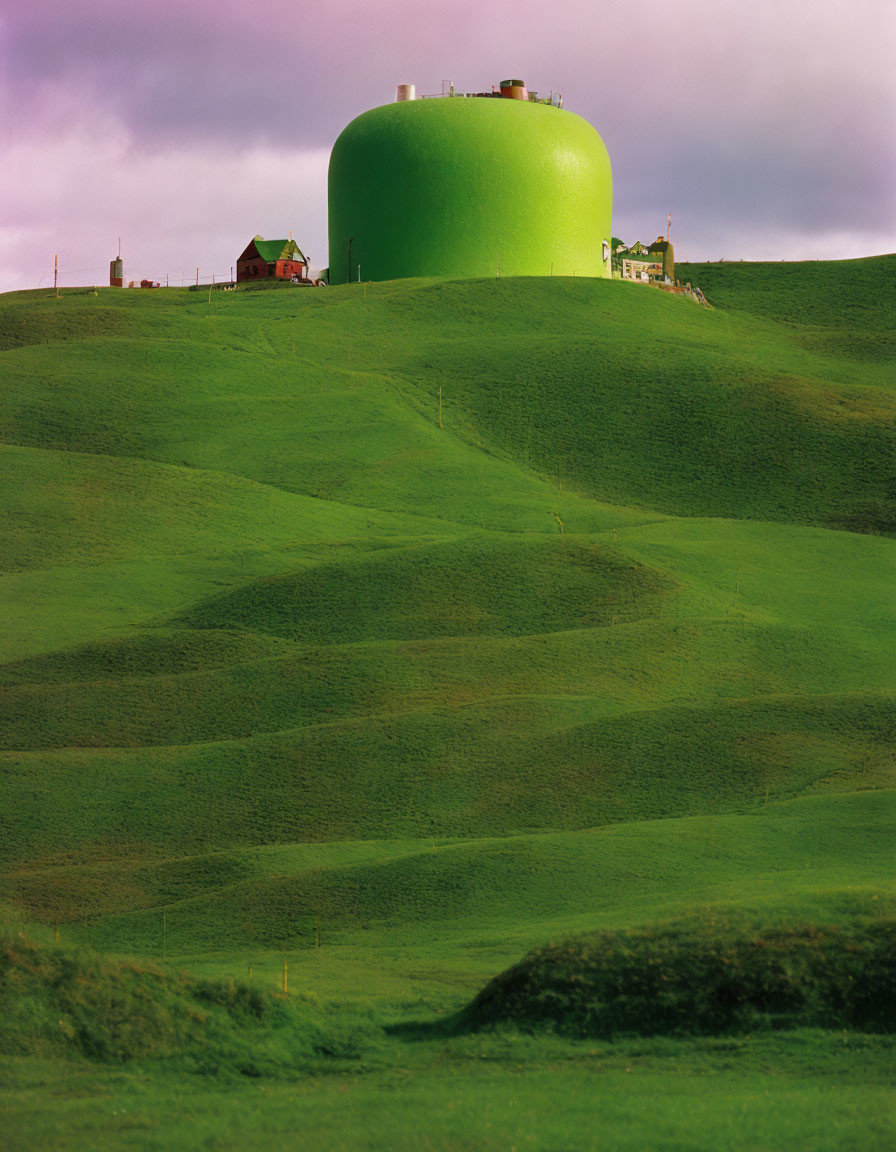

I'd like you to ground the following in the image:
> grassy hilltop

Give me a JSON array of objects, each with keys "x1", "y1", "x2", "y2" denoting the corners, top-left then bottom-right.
[{"x1": 1, "y1": 257, "x2": 895, "y2": 1150}]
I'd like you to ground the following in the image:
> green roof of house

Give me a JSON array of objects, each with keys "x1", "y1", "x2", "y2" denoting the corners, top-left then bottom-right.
[
  {"x1": 240, "y1": 237, "x2": 306, "y2": 263},
  {"x1": 255, "y1": 239, "x2": 293, "y2": 261}
]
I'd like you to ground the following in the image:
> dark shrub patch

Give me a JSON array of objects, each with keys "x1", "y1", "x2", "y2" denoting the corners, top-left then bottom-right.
[{"x1": 461, "y1": 918, "x2": 896, "y2": 1038}]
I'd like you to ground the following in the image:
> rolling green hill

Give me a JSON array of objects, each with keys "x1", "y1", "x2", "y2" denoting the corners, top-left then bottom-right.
[{"x1": 1, "y1": 258, "x2": 894, "y2": 1150}]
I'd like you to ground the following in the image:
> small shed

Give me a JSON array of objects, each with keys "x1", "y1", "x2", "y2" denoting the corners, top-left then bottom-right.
[
  {"x1": 647, "y1": 236, "x2": 675, "y2": 282},
  {"x1": 237, "y1": 236, "x2": 310, "y2": 283}
]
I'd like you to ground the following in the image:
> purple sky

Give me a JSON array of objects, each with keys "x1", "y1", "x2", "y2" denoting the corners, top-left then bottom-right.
[{"x1": 2, "y1": 0, "x2": 894, "y2": 290}]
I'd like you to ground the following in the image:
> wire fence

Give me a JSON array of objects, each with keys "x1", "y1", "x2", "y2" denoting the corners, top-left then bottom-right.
[{"x1": 36, "y1": 265, "x2": 241, "y2": 289}]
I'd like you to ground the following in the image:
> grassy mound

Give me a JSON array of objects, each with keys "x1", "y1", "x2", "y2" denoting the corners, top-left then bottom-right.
[
  {"x1": 461, "y1": 917, "x2": 896, "y2": 1038},
  {"x1": 0, "y1": 933, "x2": 356, "y2": 1075},
  {"x1": 172, "y1": 536, "x2": 672, "y2": 644}
]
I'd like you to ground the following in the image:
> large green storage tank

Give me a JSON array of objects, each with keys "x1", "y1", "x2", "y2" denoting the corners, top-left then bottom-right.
[{"x1": 328, "y1": 92, "x2": 612, "y2": 284}]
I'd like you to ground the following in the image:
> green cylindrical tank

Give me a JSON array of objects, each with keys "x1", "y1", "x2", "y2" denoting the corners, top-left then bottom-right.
[{"x1": 328, "y1": 96, "x2": 612, "y2": 284}]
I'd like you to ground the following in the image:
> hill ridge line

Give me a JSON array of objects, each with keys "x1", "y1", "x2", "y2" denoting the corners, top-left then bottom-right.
[
  {"x1": 3, "y1": 686, "x2": 891, "y2": 756},
  {"x1": 0, "y1": 440, "x2": 487, "y2": 532}
]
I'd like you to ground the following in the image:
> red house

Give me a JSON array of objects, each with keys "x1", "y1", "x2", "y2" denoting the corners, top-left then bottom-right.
[{"x1": 236, "y1": 236, "x2": 310, "y2": 283}]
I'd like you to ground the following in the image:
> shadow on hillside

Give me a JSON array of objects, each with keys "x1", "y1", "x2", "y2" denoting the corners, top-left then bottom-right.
[{"x1": 385, "y1": 1011, "x2": 473, "y2": 1042}]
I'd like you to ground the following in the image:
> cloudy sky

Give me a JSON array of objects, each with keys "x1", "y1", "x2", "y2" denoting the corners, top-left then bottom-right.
[{"x1": 2, "y1": 0, "x2": 894, "y2": 290}]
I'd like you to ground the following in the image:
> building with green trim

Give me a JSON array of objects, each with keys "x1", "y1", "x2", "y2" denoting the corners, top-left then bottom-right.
[{"x1": 647, "y1": 237, "x2": 675, "y2": 282}]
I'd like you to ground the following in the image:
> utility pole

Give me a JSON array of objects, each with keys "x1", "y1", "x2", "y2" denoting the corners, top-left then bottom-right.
[{"x1": 54, "y1": 254, "x2": 59, "y2": 298}]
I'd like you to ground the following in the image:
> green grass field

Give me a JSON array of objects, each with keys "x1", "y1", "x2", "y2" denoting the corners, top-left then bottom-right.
[{"x1": 1, "y1": 257, "x2": 894, "y2": 1149}]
